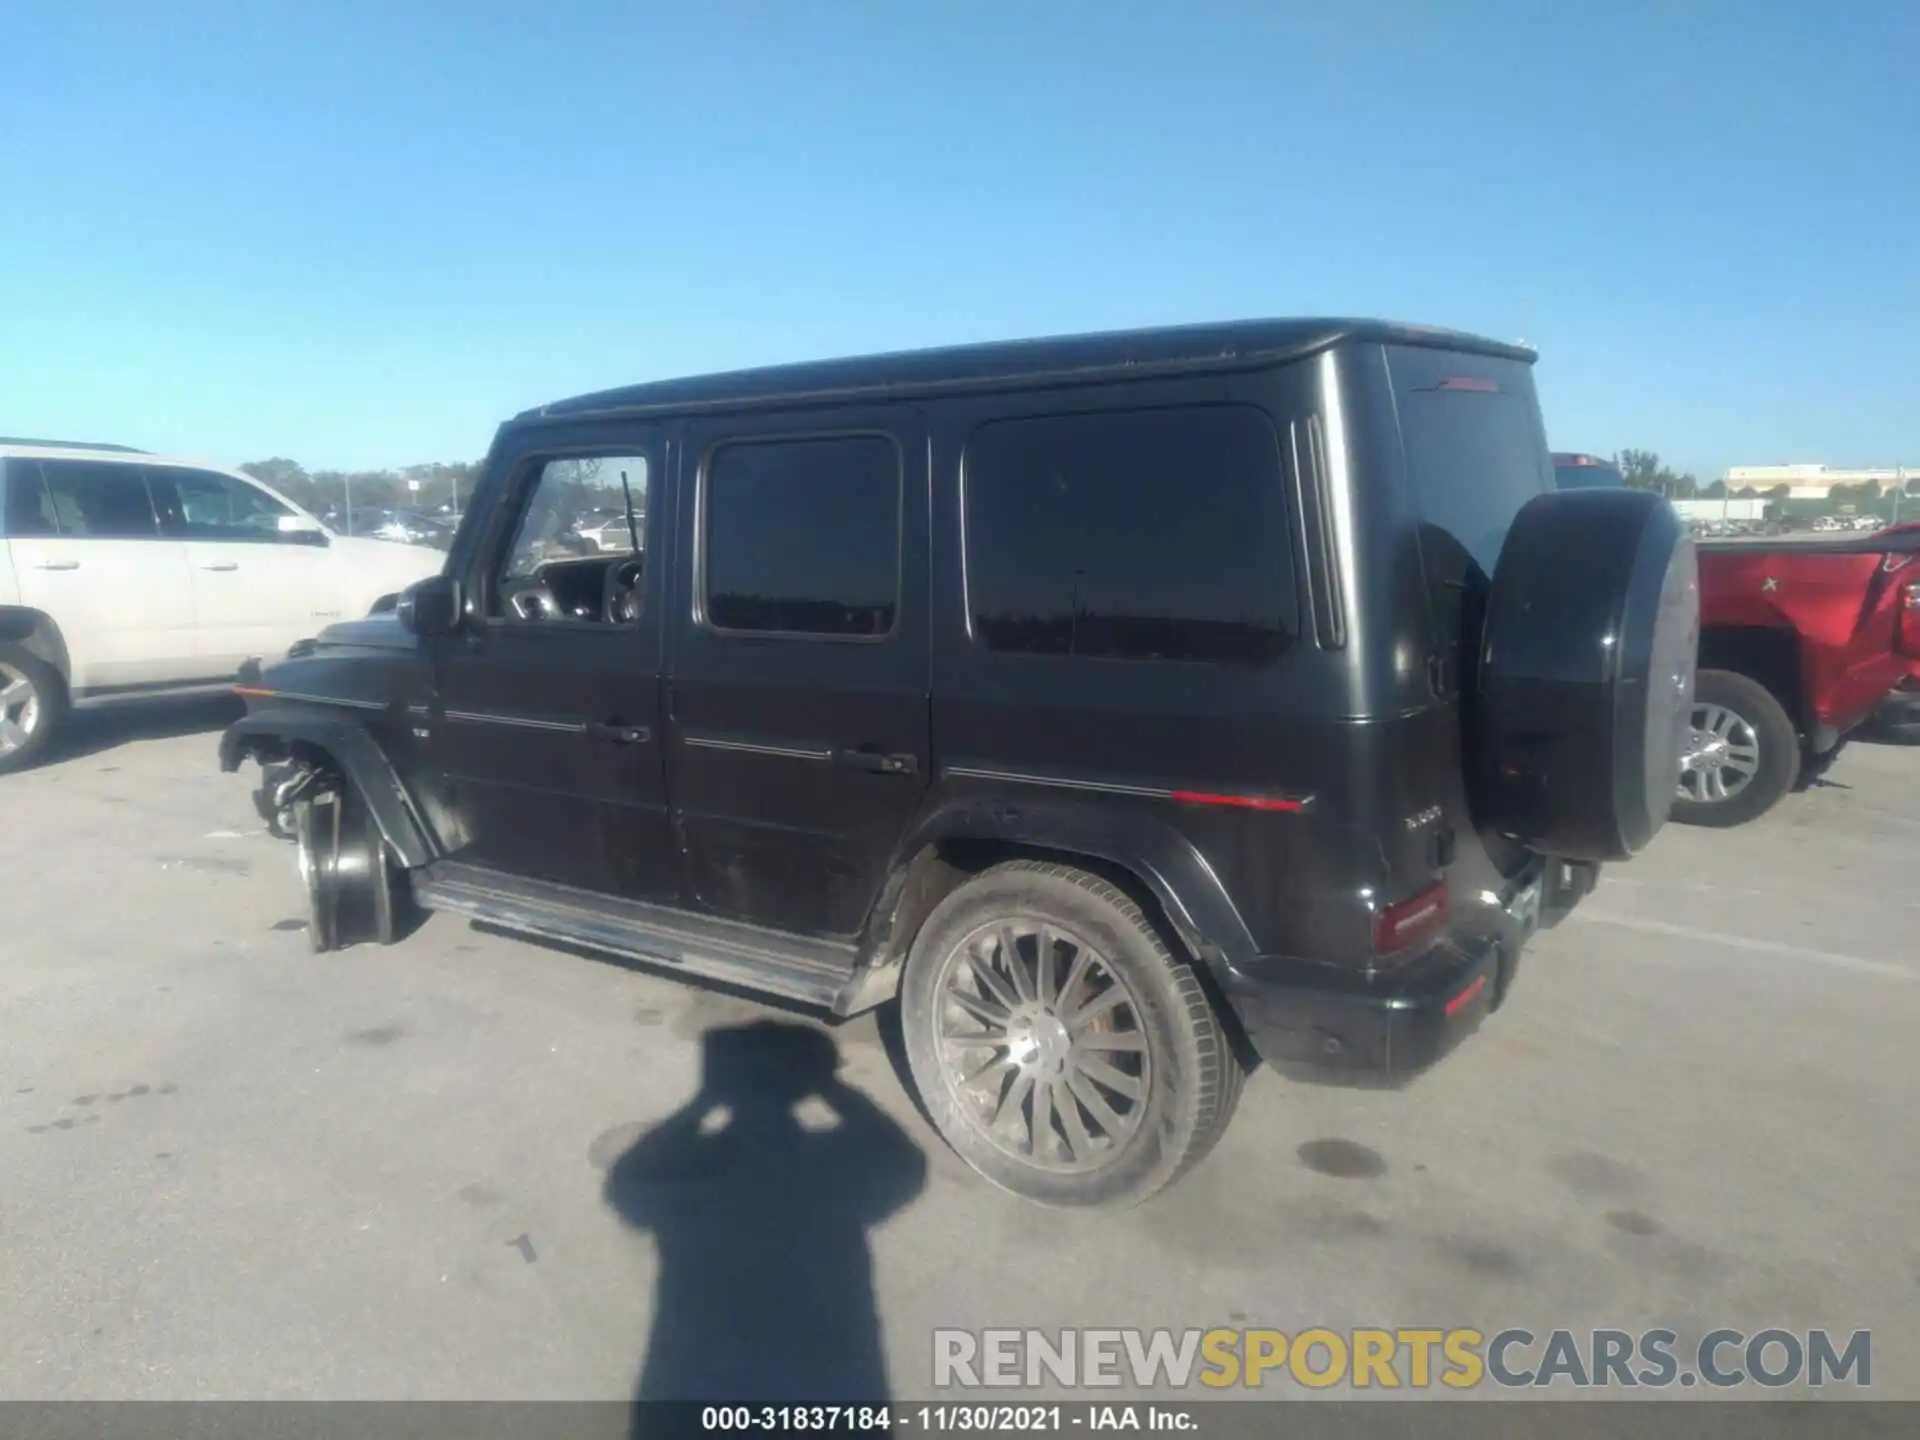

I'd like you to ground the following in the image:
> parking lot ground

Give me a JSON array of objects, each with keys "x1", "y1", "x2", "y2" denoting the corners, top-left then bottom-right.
[{"x1": 2, "y1": 698, "x2": 1918, "y2": 1406}]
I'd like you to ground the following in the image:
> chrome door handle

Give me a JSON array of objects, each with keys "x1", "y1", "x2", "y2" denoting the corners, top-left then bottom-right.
[
  {"x1": 584, "y1": 721, "x2": 651, "y2": 745},
  {"x1": 836, "y1": 748, "x2": 918, "y2": 776},
  {"x1": 200, "y1": 562, "x2": 240, "y2": 572},
  {"x1": 32, "y1": 559, "x2": 80, "y2": 571}
]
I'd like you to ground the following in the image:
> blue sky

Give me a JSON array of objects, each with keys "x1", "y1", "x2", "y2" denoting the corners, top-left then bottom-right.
[{"x1": 2, "y1": 1, "x2": 1914, "y2": 478}]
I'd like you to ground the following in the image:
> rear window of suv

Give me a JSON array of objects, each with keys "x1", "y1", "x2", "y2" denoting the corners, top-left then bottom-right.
[
  {"x1": 1388, "y1": 347, "x2": 1553, "y2": 675},
  {"x1": 1391, "y1": 353, "x2": 1552, "y2": 578}
]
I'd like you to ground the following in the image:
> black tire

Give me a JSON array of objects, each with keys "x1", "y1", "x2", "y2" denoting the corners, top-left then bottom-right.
[
  {"x1": 1476, "y1": 487, "x2": 1700, "y2": 862},
  {"x1": 0, "y1": 644, "x2": 69, "y2": 776},
  {"x1": 291, "y1": 781, "x2": 411, "y2": 951},
  {"x1": 1673, "y1": 668, "x2": 1800, "y2": 828},
  {"x1": 900, "y1": 860, "x2": 1243, "y2": 1209}
]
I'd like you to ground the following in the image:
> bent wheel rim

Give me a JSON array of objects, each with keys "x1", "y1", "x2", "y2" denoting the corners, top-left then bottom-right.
[
  {"x1": 0, "y1": 662, "x2": 44, "y2": 757},
  {"x1": 1678, "y1": 702, "x2": 1762, "y2": 804},
  {"x1": 931, "y1": 917, "x2": 1152, "y2": 1174}
]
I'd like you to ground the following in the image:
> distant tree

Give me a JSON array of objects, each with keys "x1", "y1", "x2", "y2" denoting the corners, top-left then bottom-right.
[
  {"x1": 1615, "y1": 449, "x2": 1662, "y2": 488},
  {"x1": 1611, "y1": 448, "x2": 1697, "y2": 498},
  {"x1": 1767, "y1": 483, "x2": 1792, "y2": 500},
  {"x1": 240, "y1": 456, "x2": 485, "y2": 529},
  {"x1": 1702, "y1": 479, "x2": 1727, "y2": 499}
]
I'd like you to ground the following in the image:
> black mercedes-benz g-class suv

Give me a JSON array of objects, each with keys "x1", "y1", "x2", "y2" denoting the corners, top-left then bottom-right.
[{"x1": 221, "y1": 319, "x2": 1699, "y2": 1208}]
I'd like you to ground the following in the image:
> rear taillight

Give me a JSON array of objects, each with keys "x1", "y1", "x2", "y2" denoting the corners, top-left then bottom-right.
[
  {"x1": 1372, "y1": 880, "x2": 1450, "y2": 954},
  {"x1": 1896, "y1": 580, "x2": 1920, "y2": 660}
]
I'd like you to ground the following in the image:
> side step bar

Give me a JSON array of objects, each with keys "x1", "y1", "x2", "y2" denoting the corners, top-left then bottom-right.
[{"x1": 410, "y1": 862, "x2": 860, "y2": 1011}]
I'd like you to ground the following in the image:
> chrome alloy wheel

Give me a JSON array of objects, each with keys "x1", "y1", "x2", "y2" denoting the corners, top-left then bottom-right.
[
  {"x1": 0, "y1": 661, "x2": 43, "y2": 758},
  {"x1": 1678, "y1": 701, "x2": 1762, "y2": 804},
  {"x1": 931, "y1": 918, "x2": 1151, "y2": 1173}
]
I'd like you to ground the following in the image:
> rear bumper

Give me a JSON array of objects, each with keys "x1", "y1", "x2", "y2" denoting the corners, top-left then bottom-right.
[{"x1": 1218, "y1": 857, "x2": 1593, "y2": 1086}]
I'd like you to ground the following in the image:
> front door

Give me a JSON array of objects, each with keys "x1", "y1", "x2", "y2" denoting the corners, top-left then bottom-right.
[
  {"x1": 421, "y1": 431, "x2": 676, "y2": 903},
  {"x1": 666, "y1": 409, "x2": 931, "y2": 939},
  {"x1": 144, "y1": 464, "x2": 344, "y2": 671}
]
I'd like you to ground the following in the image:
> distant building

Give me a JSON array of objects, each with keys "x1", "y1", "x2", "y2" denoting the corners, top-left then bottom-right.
[{"x1": 1723, "y1": 464, "x2": 1915, "y2": 498}]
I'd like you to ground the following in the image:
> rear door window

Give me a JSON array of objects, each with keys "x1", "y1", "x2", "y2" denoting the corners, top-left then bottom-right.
[
  {"x1": 4, "y1": 460, "x2": 58, "y2": 535},
  {"x1": 702, "y1": 435, "x2": 901, "y2": 638},
  {"x1": 33, "y1": 459, "x2": 162, "y2": 539}
]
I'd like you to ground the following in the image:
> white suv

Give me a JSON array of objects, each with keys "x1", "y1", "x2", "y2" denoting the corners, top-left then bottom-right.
[{"x1": 0, "y1": 441, "x2": 445, "y2": 772}]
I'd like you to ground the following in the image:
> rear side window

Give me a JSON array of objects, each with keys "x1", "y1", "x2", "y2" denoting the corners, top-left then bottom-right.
[
  {"x1": 963, "y1": 405, "x2": 1296, "y2": 664},
  {"x1": 32, "y1": 459, "x2": 161, "y2": 539},
  {"x1": 703, "y1": 435, "x2": 901, "y2": 637}
]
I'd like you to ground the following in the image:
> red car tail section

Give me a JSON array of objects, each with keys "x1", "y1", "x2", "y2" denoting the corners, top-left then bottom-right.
[{"x1": 1697, "y1": 522, "x2": 1920, "y2": 733}]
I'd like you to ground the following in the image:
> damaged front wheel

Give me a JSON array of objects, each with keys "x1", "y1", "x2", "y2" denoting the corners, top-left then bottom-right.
[{"x1": 290, "y1": 777, "x2": 409, "y2": 952}]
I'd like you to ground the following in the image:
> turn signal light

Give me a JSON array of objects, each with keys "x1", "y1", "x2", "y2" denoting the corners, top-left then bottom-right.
[{"x1": 1372, "y1": 880, "x2": 1450, "y2": 954}]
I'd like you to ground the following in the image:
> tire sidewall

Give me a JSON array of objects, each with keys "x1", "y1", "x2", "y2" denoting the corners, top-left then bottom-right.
[
  {"x1": 899, "y1": 866, "x2": 1210, "y2": 1209},
  {"x1": 0, "y1": 645, "x2": 69, "y2": 774},
  {"x1": 1673, "y1": 669, "x2": 1800, "y2": 828}
]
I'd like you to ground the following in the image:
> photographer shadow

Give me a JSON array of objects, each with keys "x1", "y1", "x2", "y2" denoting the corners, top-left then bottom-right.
[{"x1": 605, "y1": 1019, "x2": 928, "y2": 1426}]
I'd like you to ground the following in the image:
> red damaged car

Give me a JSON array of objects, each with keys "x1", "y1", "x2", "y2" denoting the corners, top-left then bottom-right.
[
  {"x1": 1549, "y1": 457, "x2": 1920, "y2": 826},
  {"x1": 1681, "y1": 522, "x2": 1920, "y2": 825}
]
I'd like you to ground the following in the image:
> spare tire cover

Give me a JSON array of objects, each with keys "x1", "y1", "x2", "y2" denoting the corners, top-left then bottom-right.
[{"x1": 1476, "y1": 488, "x2": 1699, "y2": 862}]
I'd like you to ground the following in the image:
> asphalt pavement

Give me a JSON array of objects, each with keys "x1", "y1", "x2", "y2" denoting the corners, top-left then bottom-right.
[{"x1": 2, "y1": 697, "x2": 1916, "y2": 1411}]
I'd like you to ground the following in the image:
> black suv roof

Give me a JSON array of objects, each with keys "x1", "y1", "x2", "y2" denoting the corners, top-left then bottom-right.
[{"x1": 519, "y1": 317, "x2": 1536, "y2": 423}]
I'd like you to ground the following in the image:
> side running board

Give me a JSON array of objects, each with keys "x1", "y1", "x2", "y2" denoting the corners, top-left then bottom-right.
[{"x1": 411, "y1": 862, "x2": 860, "y2": 1011}]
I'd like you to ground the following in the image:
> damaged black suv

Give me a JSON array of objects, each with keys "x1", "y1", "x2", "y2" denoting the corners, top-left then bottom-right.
[{"x1": 222, "y1": 320, "x2": 1699, "y2": 1207}]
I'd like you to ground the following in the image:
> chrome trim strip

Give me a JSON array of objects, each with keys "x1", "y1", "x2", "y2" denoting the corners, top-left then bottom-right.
[
  {"x1": 683, "y1": 734, "x2": 834, "y2": 762},
  {"x1": 443, "y1": 709, "x2": 586, "y2": 734},
  {"x1": 263, "y1": 692, "x2": 385, "y2": 712},
  {"x1": 943, "y1": 764, "x2": 1172, "y2": 801}
]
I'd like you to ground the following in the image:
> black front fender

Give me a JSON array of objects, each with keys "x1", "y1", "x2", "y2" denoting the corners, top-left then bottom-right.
[
  {"x1": 220, "y1": 710, "x2": 436, "y2": 869},
  {"x1": 886, "y1": 790, "x2": 1261, "y2": 976}
]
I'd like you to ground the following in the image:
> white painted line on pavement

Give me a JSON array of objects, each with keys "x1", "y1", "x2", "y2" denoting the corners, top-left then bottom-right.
[{"x1": 1568, "y1": 909, "x2": 1916, "y2": 983}]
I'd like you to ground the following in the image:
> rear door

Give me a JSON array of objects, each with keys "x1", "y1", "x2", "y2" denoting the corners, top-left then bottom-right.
[
  {"x1": 666, "y1": 410, "x2": 931, "y2": 939},
  {"x1": 4, "y1": 457, "x2": 201, "y2": 689},
  {"x1": 1386, "y1": 345, "x2": 1555, "y2": 886},
  {"x1": 145, "y1": 465, "x2": 344, "y2": 670}
]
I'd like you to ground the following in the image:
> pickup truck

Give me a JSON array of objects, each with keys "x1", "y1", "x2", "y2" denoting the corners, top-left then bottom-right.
[{"x1": 1680, "y1": 522, "x2": 1920, "y2": 825}]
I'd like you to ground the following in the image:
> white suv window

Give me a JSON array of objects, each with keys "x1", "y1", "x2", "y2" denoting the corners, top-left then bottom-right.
[
  {"x1": 149, "y1": 467, "x2": 302, "y2": 542},
  {"x1": 30, "y1": 459, "x2": 162, "y2": 538}
]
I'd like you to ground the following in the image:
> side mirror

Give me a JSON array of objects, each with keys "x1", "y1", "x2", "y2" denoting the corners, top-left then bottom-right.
[
  {"x1": 277, "y1": 514, "x2": 330, "y2": 547},
  {"x1": 396, "y1": 574, "x2": 461, "y2": 636}
]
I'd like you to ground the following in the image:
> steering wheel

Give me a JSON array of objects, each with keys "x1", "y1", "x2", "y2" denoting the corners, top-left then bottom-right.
[
  {"x1": 603, "y1": 556, "x2": 645, "y2": 625},
  {"x1": 502, "y1": 577, "x2": 563, "y2": 621}
]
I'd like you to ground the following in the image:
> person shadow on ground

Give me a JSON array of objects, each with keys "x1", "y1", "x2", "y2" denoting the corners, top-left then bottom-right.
[{"x1": 605, "y1": 1018, "x2": 929, "y2": 1428}]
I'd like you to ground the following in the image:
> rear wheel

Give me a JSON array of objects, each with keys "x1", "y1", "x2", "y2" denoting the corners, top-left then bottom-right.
[
  {"x1": 0, "y1": 646, "x2": 67, "y2": 776},
  {"x1": 900, "y1": 860, "x2": 1242, "y2": 1209},
  {"x1": 1673, "y1": 669, "x2": 1799, "y2": 828}
]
